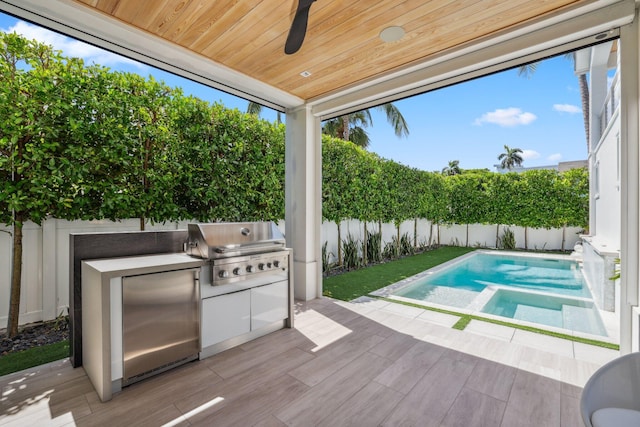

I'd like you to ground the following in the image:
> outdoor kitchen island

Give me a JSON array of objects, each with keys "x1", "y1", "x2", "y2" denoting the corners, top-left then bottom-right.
[{"x1": 80, "y1": 223, "x2": 293, "y2": 402}]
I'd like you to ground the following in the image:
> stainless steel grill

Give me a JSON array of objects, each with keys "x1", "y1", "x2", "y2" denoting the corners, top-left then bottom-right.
[{"x1": 186, "y1": 222, "x2": 288, "y2": 285}]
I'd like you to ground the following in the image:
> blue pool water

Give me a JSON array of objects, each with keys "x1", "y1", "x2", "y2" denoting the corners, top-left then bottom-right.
[
  {"x1": 390, "y1": 251, "x2": 607, "y2": 336},
  {"x1": 481, "y1": 289, "x2": 607, "y2": 336}
]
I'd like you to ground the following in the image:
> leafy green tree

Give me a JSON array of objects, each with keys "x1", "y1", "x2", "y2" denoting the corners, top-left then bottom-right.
[
  {"x1": 118, "y1": 74, "x2": 183, "y2": 229},
  {"x1": 420, "y1": 172, "x2": 448, "y2": 245},
  {"x1": 498, "y1": 145, "x2": 524, "y2": 170},
  {"x1": 322, "y1": 103, "x2": 409, "y2": 148},
  {"x1": 0, "y1": 33, "x2": 110, "y2": 337},
  {"x1": 380, "y1": 160, "x2": 421, "y2": 255},
  {"x1": 445, "y1": 173, "x2": 491, "y2": 245},
  {"x1": 485, "y1": 172, "x2": 519, "y2": 246},
  {"x1": 322, "y1": 136, "x2": 367, "y2": 264},
  {"x1": 442, "y1": 160, "x2": 461, "y2": 176}
]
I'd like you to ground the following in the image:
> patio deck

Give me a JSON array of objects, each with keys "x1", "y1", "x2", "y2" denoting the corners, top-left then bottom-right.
[{"x1": 1, "y1": 297, "x2": 618, "y2": 426}]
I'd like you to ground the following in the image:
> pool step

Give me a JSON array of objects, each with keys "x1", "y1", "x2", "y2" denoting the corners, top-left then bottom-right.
[
  {"x1": 513, "y1": 304, "x2": 563, "y2": 328},
  {"x1": 562, "y1": 304, "x2": 580, "y2": 332},
  {"x1": 467, "y1": 286, "x2": 497, "y2": 311},
  {"x1": 562, "y1": 303, "x2": 606, "y2": 335}
]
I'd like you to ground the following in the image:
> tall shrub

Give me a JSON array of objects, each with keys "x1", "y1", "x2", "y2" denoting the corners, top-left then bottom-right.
[{"x1": 0, "y1": 33, "x2": 112, "y2": 337}]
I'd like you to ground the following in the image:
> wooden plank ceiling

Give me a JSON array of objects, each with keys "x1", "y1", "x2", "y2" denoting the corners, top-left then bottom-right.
[{"x1": 73, "y1": 0, "x2": 585, "y2": 102}]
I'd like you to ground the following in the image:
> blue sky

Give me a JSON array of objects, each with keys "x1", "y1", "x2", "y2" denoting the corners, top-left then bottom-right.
[
  {"x1": 367, "y1": 59, "x2": 588, "y2": 172},
  {"x1": 1, "y1": 13, "x2": 589, "y2": 173}
]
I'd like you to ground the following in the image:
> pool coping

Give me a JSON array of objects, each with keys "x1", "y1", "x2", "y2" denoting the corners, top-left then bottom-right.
[{"x1": 369, "y1": 249, "x2": 620, "y2": 345}]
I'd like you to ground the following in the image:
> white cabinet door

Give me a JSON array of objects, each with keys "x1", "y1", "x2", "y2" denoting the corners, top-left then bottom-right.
[
  {"x1": 201, "y1": 290, "x2": 250, "y2": 348},
  {"x1": 251, "y1": 281, "x2": 289, "y2": 330}
]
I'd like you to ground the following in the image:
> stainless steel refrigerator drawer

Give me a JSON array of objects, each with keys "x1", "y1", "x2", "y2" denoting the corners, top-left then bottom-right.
[{"x1": 122, "y1": 268, "x2": 200, "y2": 384}]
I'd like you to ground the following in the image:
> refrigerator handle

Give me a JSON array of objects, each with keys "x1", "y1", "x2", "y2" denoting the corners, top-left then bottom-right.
[{"x1": 194, "y1": 269, "x2": 201, "y2": 299}]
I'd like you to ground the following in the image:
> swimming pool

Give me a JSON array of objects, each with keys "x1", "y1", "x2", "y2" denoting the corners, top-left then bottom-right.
[{"x1": 371, "y1": 250, "x2": 608, "y2": 337}]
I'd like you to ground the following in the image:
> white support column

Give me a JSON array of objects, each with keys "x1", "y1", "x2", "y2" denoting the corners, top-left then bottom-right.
[
  {"x1": 620, "y1": 13, "x2": 640, "y2": 354},
  {"x1": 285, "y1": 105, "x2": 322, "y2": 301}
]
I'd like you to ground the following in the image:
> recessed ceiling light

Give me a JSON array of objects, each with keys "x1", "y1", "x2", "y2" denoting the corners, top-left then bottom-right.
[
  {"x1": 380, "y1": 26, "x2": 405, "y2": 43},
  {"x1": 300, "y1": 70, "x2": 312, "y2": 77}
]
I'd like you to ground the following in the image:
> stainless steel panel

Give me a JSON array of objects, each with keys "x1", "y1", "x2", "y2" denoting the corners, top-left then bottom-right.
[
  {"x1": 70, "y1": 229, "x2": 188, "y2": 368},
  {"x1": 123, "y1": 268, "x2": 199, "y2": 383},
  {"x1": 211, "y1": 252, "x2": 289, "y2": 285},
  {"x1": 186, "y1": 222, "x2": 285, "y2": 259}
]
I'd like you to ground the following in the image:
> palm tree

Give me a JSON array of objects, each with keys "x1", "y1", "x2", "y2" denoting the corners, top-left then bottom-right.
[
  {"x1": 249, "y1": 100, "x2": 409, "y2": 149},
  {"x1": 498, "y1": 145, "x2": 524, "y2": 170},
  {"x1": 322, "y1": 103, "x2": 409, "y2": 148},
  {"x1": 575, "y1": 64, "x2": 590, "y2": 145},
  {"x1": 322, "y1": 110, "x2": 373, "y2": 147},
  {"x1": 517, "y1": 62, "x2": 538, "y2": 79},
  {"x1": 442, "y1": 160, "x2": 461, "y2": 176},
  {"x1": 247, "y1": 101, "x2": 282, "y2": 124}
]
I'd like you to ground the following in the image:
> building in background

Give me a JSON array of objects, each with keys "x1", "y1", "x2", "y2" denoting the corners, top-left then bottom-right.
[{"x1": 493, "y1": 159, "x2": 587, "y2": 173}]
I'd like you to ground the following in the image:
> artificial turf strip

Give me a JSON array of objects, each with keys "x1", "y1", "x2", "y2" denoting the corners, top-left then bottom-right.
[
  {"x1": 0, "y1": 340, "x2": 70, "y2": 377},
  {"x1": 380, "y1": 297, "x2": 620, "y2": 351},
  {"x1": 452, "y1": 316, "x2": 472, "y2": 330},
  {"x1": 322, "y1": 246, "x2": 475, "y2": 301}
]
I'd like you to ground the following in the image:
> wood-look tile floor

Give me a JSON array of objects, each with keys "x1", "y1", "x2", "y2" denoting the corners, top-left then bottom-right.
[{"x1": 0, "y1": 297, "x2": 617, "y2": 426}]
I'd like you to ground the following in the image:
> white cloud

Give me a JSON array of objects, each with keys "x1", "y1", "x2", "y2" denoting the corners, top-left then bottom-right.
[
  {"x1": 2, "y1": 21, "x2": 145, "y2": 69},
  {"x1": 473, "y1": 108, "x2": 537, "y2": 127},
  {"x1": 553, "y1": 104, "x2": 581, "y2": 114},
  {"x1": 521, "y1": 149, "x2": 540, "y2": 160},
  {"x1": 548, "y1": 153, "x2": 563, "y2": 162}
]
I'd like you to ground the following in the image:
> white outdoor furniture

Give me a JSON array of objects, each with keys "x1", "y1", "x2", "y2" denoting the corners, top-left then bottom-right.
[{"x1": 581, "y1": 351, "x2": 640, "y2": 426}]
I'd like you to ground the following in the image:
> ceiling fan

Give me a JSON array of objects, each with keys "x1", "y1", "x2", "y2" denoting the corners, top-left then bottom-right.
[{"x1": 284, "y1": 0, "x2": 316, "y2": 54}]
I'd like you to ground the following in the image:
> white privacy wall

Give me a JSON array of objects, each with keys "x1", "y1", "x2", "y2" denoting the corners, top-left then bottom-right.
[
  {"x1": 1, "y1": 217, "x2": 582, "y2": 327},
  {"x1": 321, "y1": 220, "x2": 583, "y2": 265}
]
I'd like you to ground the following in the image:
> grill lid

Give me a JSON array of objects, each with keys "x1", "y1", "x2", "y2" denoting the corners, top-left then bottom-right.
[{"x1": 186, "y1": 222, "x2": 285, "y2": 259}]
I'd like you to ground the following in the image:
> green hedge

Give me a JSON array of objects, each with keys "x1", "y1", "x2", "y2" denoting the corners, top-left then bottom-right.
[
  {"x1": 1, "y1": 33, "x2": 588, "y2": 230},
  {"x1": 321, "y1": 137, "x2": 588, "y2": 229}
]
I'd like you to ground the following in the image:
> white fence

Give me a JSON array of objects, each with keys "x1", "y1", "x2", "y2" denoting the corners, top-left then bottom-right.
[
  {"x1": 322, "y1": 219, "x2": 583, "y2": 265},
  {"x1": 1, "y1": 218, "x2": 582, "y2": 328}
]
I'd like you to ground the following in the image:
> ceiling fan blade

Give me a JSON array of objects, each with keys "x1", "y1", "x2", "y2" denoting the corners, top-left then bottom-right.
[{"x1": 284, "y1": 0, "x2": 316, "y2": 55}]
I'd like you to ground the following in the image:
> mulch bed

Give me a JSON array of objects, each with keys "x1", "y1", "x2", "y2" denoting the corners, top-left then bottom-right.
[{"x1": 0, "y1": 316, "x2": 69, "y2": 356}]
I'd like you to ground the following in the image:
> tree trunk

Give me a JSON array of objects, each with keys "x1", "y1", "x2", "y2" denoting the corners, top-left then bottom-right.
[
  {"x1": 562, "y1": 225, "x2": 566, "y2": 252},
  {"x1": 140, "y1": 217, "x2": 145, "y2": 231},
  {"x1": 378, "y1": 219, "x2": 383, "y2": 260},
  {"x1": 337, "y1": 222, "x2": 343, "y2": 266},
  {"x1": 496, "y1": 224, "x2": 500, "y2": 248},
  {"x1": 414, "y1": 218, "x2": 418, "y2": 249},
  {"x1": 396, "y1": 223, "x2": 401, "y2": 258},
  {"x1": 342, "y1": 116, "x2": 350, "y2": 141},
  {"x1": 466, "y1": 224, "x2": 469, "y2": 247},
  {"x1": 524, "y1": 227, "x2": 528, "y2": 250},
  {"x1": 7, "y1": 214, "x2": 24, "y2": 338},
  {"x1": 428, "y1": 222, "x2": 433, "y2": 247},
  {"x1": 578, "y1": 73, "x2": 590, "y2": 147}
]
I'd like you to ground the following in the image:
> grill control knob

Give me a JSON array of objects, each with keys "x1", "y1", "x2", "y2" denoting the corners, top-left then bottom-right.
[
  {"x1": 246, "y1": 265, "x2": 253, "y2": 273},
  {"x1": 233, "y1": 267, "x2": 241, "y2": 275},
  {"x1": 219, "y1": 270, "x2": 229, "y2": 278},
  {"x1": 258, "y1": 263, "x2": 265, "y2": 270},
  {"x1": 273, "y1": 260, "x2": 280, "y2": 268},
  {"x1": 267, "y1": 262, "x2": 272, "y2": 268}
]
